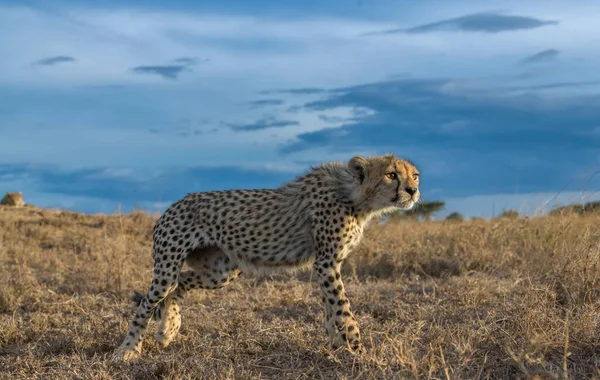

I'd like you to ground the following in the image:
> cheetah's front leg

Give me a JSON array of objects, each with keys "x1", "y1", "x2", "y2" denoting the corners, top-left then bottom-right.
[{"x1": 313, "y1": 257, "x2": 364, "y2": 354}]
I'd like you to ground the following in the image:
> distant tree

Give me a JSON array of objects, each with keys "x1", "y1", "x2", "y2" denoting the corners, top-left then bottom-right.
[
  {"x1": 416, "y1": 201, "x2": 445, "y2": 221},
  {"x1": 498, "y1": 209, "x2": 519, "y2": 219},
  {"x1": 388, "y1": 200, "x2": 445, "y2": 222},
  {"x1": 445, "y1": 212, "x2": 464, "y2": 222}
]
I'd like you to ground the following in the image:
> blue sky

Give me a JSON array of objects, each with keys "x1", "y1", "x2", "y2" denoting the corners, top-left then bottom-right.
[{"x1": 1, "y1": 0, "x2": 599, "y2": 218}]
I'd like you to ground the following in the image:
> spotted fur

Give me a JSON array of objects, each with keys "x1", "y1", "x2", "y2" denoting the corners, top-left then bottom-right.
[{"x1": 112, "y1": 154, "x2": 420, "y2": 361}]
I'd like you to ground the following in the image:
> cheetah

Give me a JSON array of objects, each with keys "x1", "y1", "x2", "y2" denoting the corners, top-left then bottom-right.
[
  {"x1": 113, "y1": 154, "x2": 420, "y2": 361},
  {"x1": 0, "y1": 192, "x2": 25, "y2": 207}
]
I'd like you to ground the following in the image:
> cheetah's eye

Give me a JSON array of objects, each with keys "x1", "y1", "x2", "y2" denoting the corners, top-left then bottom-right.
[
  {"x1": 386, "y1": 172, "x2": 397, "y2": 180},
  {"x1": 413, "y1": 173, "x2": 419, "y2": 181}
]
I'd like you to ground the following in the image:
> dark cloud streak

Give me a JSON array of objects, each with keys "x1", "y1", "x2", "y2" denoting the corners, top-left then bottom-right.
[
  {"x1": 247, "y1": 99, "x2": 285, "y2": 108},
  {"x1": 131, "y1": 65, "x2": 190, "y2": 80},
  {"x1": 34, "y1": 56, "x2": 76, "y2": 66},
  {"x1": 172, "y1": 57, "x2": 209, "y2": 65},
  {"x1": 521, "y1": 49, "x2": 561, "y2": 64},
  {"x1": 364, "y1": 12, "x2": 558, "y2": 35},
  {"x1": 229, "y1": 118, "x2": 299, "y2": 131},
  {"x1": 260, "y1": 88, "x2": 326, "y2": 95},
  {"x1": 131, "y1": 57, "x2": 210, "y2": 79}
]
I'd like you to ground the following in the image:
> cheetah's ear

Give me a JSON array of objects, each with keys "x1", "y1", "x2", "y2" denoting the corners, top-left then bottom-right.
[{"x1": 348, "y1": 156, "x2": 368, "y2": 184}]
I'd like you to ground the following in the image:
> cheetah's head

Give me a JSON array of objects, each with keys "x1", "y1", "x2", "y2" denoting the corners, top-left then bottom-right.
[{"x1": 348, "y1": 154, "x2": 420, "y2": 212}]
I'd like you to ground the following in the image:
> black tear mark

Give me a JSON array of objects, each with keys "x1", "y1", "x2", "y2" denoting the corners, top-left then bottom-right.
[{"x1": 391, "y1": 176, "x2": 401, "y2": 203}]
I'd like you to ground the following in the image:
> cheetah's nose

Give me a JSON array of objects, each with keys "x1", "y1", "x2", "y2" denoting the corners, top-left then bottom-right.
[{"x1": 405, "y1": 187, "x2": 418, "y2": 196}]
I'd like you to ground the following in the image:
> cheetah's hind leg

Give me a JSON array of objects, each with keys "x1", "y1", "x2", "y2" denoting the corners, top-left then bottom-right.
[
  {"x1": 152, "y1": 247, "x2": 242, "y2": 348},
  {"x1": 129, "y1": 290, "x2": 180, "y2": 348}
]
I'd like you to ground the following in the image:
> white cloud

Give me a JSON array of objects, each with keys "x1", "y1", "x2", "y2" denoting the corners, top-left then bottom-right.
[
  {"x1": 1, "y1": 2, "x2": 599, "y2": 88},
  {"x1": 0, "y1": 100, "x2": 368, "y2": 172},
  {"x1": 0, "y1": 5, "x2": 390, "y2": 87}
]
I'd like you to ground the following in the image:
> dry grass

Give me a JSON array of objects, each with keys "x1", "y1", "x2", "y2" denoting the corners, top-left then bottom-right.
[{"x1": 1, "y1": 205, "x2": 600, "y2": 379}]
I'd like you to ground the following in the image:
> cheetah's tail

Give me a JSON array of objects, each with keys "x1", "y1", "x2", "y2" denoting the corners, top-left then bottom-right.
[{"x1": 130, "y1": 290, "x2": 162, "y2": 321}]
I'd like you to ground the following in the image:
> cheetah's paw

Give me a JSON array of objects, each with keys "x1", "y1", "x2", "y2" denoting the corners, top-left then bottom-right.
[
  {"x1": 328, "y1": 321, "x2": 365, "y2": 354},
  {"x1": 111, "y1": 346, "x2": 141, "y2": 362}
]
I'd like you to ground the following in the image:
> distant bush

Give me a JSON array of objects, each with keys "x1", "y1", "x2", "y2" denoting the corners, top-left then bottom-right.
[
  {"x1": 470, "y1": 217, "x2": 486, "y2": 223},
  {"x1": 498, "y1": 209, "x2": 519, "y2": 219},
  {"x1": 445, "y1": 212, "x2": 464, "y2": 221},
  {"x1": 549, "y1": 201, "x2": 600, "y2": 216}
]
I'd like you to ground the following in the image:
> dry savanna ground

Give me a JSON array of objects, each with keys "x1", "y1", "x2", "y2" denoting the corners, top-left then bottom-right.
[{"x1": 1, "y1": 204, "x2": 600, "y2": 379}]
